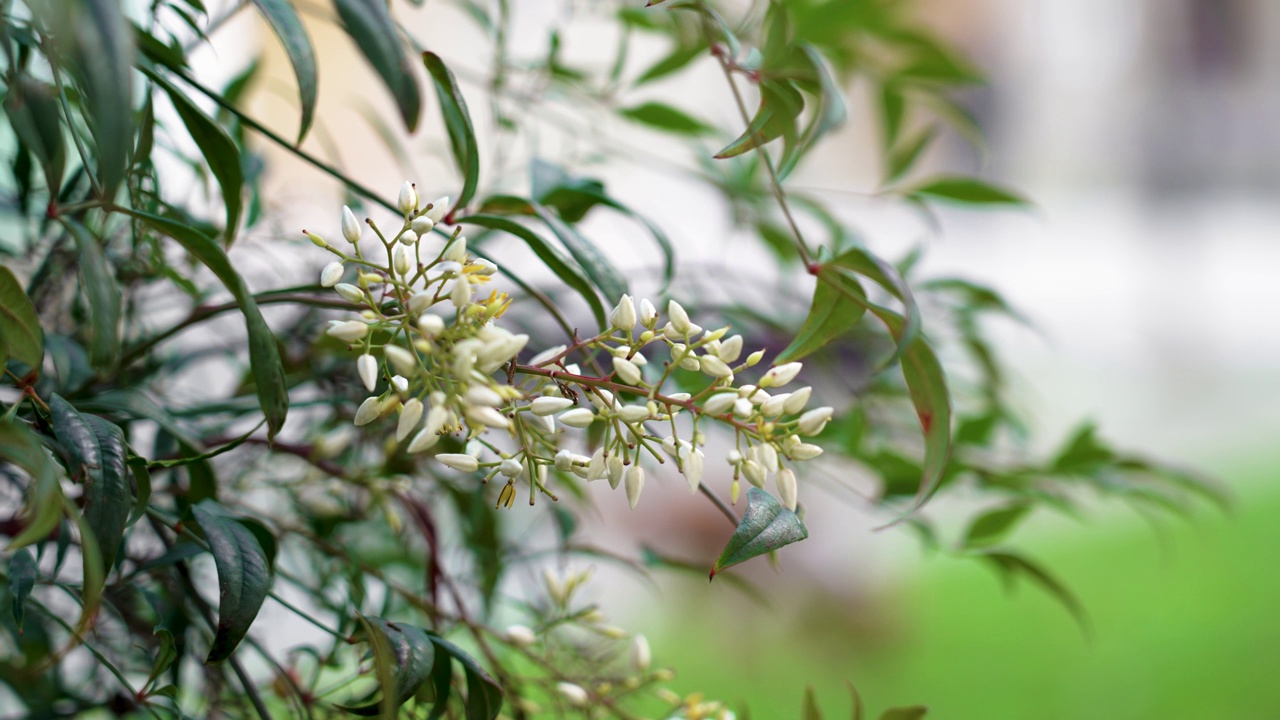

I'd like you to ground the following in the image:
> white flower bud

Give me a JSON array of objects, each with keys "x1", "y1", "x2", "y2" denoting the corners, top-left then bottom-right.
[
  {"x1": 789, "y1": 443, "x2": 824, "y2": 461},
  {"x1": 424, "y1": 196, "x2": 450, "y2": 224},
  {"x1": 699, "y1": 354, "x2": 732, "y2": 378},
  {"x1": 437, "y1": 453, "x2": 479, "y2": 472},
  {"x1": 554, "y1": 449, "x2": 574, "y2": 472},
  {"x1": 587, "y1": 448, "x2": 606, "y2": 481},
  {"x1": 396, "y1": 398, "x2": 423, "y2": 441},
  {"x1": 613, "y1": 357, "x2": 643, "y2": 385},
  {"x1": 558, "y1": 682, "x2": 589, "y2": 708},
  {"x1": 354, "y1": 396, "x2": 381, "y2": 426},
  {"x1": 504, "y1": 625, "x2": 536, "y2": 647},
  {"x1": 341, "y1": 206, "x2": 361, "y2": 243},
  {"x1": 746, "y1": 349, "x2": 765, "y2": 367},
  {"x1": 305, "y1": 230, "x2": 328, "y2": 248},
  {"x1": 761, "y1": 362, "x2": 802, "y2": 388},
  {"x1": 639, "y1": 298, "x2": 658, "y2": 328},
  {"x1": 702, "y1": 393, "x2": 736, "y2": 416},
  {"x1": 397, "y1": 181, "x2": 418, "y2": 216},
  {"x1": 527, "y1": 345, "x2": 566, "y2": 367},
  {"x1": 607, "y1": 454, "x2": 624, "y2": 489},
  {"x1": 678, "y1": 354, "x2": 701, "y2": 372},
  {"x1": 784, "y1": 386, "x2": 812, "y2": 415},
  {"x1": 408, "y1": 408, "x2": 448, "y2": 452},
  {"x1": 759, "y1": 443, "x2": 779, "y2": 473},
  {"x1": 411, "y1": 216, "x2": 435, "y2": 236},
  {"x1": 444, "y1": 236, "x2": 468, "y2": 263},
  {"x1": 631, "y1": 634, "x2": 651, "y2": 672},
  {"x1": 625, "y1": 465, "x2": 645, "y2": 509},
  {"x1": 531, "y1": 396, "x2": 574, "y2": 416},
  {"x1": 797, "y1": 406, "x2": 834, "y2": 435},
  {"x1": 418, "y1": 313, "x2": 445, "y2": 336},
  {"x1": 733, "y1": 397, "x2": 753, "y2": 418},
  {"x1": 391, "y1": 375, "x2": 409, "y2": 393},
  {"x1": 450, "y1": 275, "x2": 472, "y2": 308},
  {"x1": 499, "y1": 458, "x2": 522, "y2": 478},
  {"x1": 610, "y1": 294, "x2": 636, "y2": 331},
  {"x1": 761, "y1": 393, "x2": 788, "y2": 417},
  {"x1": 726, "y1": 449, "x2": 744, "y2": 465},
  {"x1": 682, "y1": 447, "x2": 704, "y2": 493},
  {"x1": 357, "y1": 354, "x2": 378, "y2": 392},
  {"x1": 559, "y1": 408, "x2": 596, "y2": 428},
  {"x1": 466, "y1": 405, "x2": 510, "y2": 429},
  {"x1": 742, "y1": 459, "x2": 765, "y2": 488},
  {"x1": 616, "y1": 405, "x2": 650, "y2": 424},
  {"x1": 667, "y1": 300, "x2": 691, "y2": 335},
  {"x1": 718, "y1": 335, "x2": 743, "y2": 363},
  {"x1": 381, "y1": 345, "x2": 416, "y2": 377},
  {"x1": 327, "y1": 320, "x2": 369, "y2": 342},
  {"x1": 334, "y1": 283, "x2": 365, "y2": 304},
  {"x1": 320, "y1": 262, "x2": 343, "y2": 287},
  {"x1": 776, "y1": 468, "x2": 798, "y2": 511},
  {"x1": 465, "y1": 385, "x2": 504, "y2": 407},
  {"x1": 399, "y1": 230, "x2": 419, "y2": 248}
]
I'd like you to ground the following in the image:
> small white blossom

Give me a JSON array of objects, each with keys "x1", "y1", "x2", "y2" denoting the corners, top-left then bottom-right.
[
  {"x1": 761, "y1": 362, "x2": 803, "y2": 388},
  {"x1": 436, "y1": 453, "x2": 478, "y2": 472},
  {"x1": 411, "y1": 216, "x2": 435, "y2": 235},
  {"x1": 357, "y1": 354, "x2": 377, "y2": 392},
  {"x1": 726, "y1": 449, "x2": 744, "y2": 465},
  {"x1": 613, "y1": 357, "x2": 643, "y2": 385},
  {"x1": 320, "y1": 262, "x2": 343, "y2": 287},
  {"x1": 444, "y1": 236, "x2": 468, "y2": 263},
  {"x1": 341, "y1": 206, "x2": 362, "y2": 244},
  {"x1": 396, "y1": 398, "x2": 423, "y2": 442},
  {"x1": 616, "y1": 405, "x2": 650, "y2": 424},
  {"x1": 742, "y1": 459, "x2": 765, "y2": 488},
  {"x1": 466, "y1": 405, "x2": 510, "y2": 429},
  {"x1": 391, "y1": 375, "x2": 409, "y2": 393},
  {"x1": 465, "y1": 385, "x2": 504, "y2": 407},
  {"x1": 681, "y1": 447, "x2": 704, "y2": 493},
  {"x1": 554, "y1": 449, "x2": 574, "y2": 472},
  {"x1": 667, "y1": 300, "x2": 691, "y2": 335},
  {"x1": 382, "y1": 345, "x2": 416, "y2": 376},
  {"x1": 607, "y1": 454, "x2": 624, "y2": 489},
  {"x1": 559, "y1": 408, "x2": 596, "y2": 428},
  {"x1": 784, "y1": 386, "x2": 812, "y2": 415},
  {"x1": 776, "y1": 468, "x2": 798, "y2": 511},
  {"x1": 610, "y1": 294, "x2": 637, "y2": 331},
  {"x1": 418, "y1": 313, "x2": 445, "y2": 336},
  {"x1": 531, "y1": 397, "x2": 574, "y2": 416},
  {"x1": 759, "y1": 443, "x2": 779, "y2": 473},
  {"x1": 398, "y1": 230, "x2": 418, "y2": 248},
  {"x1": 699, "y1": 354, "x2": 732, "y2": 378},
  {"x1": 639, "y1": 298, "x2": 658, "y2": 328},
  {"x1": 450, "y1": 275, "x2": 472, "y2": 308},
  {"x1": 703, "y1": 393, "x2": 736, "y2": 416},
  {"x1": 789, "y1": 443, "x2": 824, "y2": 461},
  {"x1": 718, "y1": 335, "x2": 743, "y2": 363},
  {"x1": 327, "y1": 320, "x2": 369, "y2": 342},
  {"x1": 798, "y1": 406, "x2": 834, "y2": 435},
  {"x1": 424, "y1": 196, "x2": 450, "y2": 224},
  {"x1": 504, "y1": 625, "x2": 536, "y2": 647},
  {"x1": 557, "y1": 682, "x2": 589, "y2": 708},
  {"x1": 625, "y1": 465, "x2": 645, "y2": 509},
  {"x1": 527, "y1": 345, "x2": 566, "y2": 367},
  {"x1": 733, "y1": 397, "x2": 753, "y2": 418},
  {"x1": 397, "y1": 181, "x2": 417, "y2": 216},
  {"x1": 500, "y1": 458, "x2": 522, "y2": 477},
  {"x1": 587, "y1": 448, "x2": 606, "y2": 481},
  {"x1": 334, "y1": 283, "x2": 365, "y2": 304},
  {"x1": 353, "y1": 396, "x2": 381, "y2": 426},
  {"x1": 761, "y1": 393, "x2": 788, "y2": 417},
  {"x1": 631, "y1": 634, "x2": 651, "y2": 672}
]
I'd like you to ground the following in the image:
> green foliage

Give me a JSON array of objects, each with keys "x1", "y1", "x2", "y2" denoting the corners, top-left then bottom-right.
[{"x1": 712, "y1": 488, "x2": 809, "y2": 578}]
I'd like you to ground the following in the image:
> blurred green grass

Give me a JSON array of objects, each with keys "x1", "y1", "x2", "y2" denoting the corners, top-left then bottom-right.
[{"x1": 654, "y1": 452, "x2": 1280, "y2": 719}]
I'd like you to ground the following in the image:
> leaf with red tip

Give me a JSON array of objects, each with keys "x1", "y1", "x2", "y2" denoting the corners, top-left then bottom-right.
[{"x1": 711, "y1": 488, "x2": 807, "y2": 578}]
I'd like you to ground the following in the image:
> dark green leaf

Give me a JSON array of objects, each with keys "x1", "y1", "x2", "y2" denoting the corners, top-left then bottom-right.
[
  {"x1": 123, "y1": 210, "x2": 289, "y2": 440},
  {"x1": 143, "y1": 69, "x2": 244, "y2": 241},
  {"x1": 425, "y1": 641, "x2": 452, "y2": 720},
  {"x1": 880, "y1": 82, "x2": 905, "y2": 150},
  {"x1": 126, "y1": 456, "x2": 151, "y2": 527},
  {"x1": 9, "y1": 548, "x2": 36, "y2": 632},
  {"x1": 618, "y1": 102, "x2": 712, "y2": 135},
  {"x1": 333, "y1": 0, "x2": 421, "y2": 131},
  {"x1": 879, "y1": 707, "x2": 928, "y2": 720},
  {"x1": 906, "y1": 176, "x2": 1028, "y2": 207},
  {"x1": 530, "y1": 158, "x2": 606, "y2": 223},
  {"x1": 828, "y1": 248, "x2": 922, "y2": 367},
  {"x1": 981, "y1": 551, "x2": 1090, "y2": 634},
  {"x1": 533, "y1": 204, "x2": 629, "y2": 303},
  {"x1": 0, "y1": 265, "x2": 44, "y2": 370},
  {"x1": 0, "y1": 421, "x2": 63, "y2": 550},
  {"x1": 803, "y1": 686, "x2": 823, "y2": 720},
  {"x1": 3, "y1": 75, "x2": 65, "y2": 194},
  {"x1": 962, "y1": 503, "x2": 1031, "y2": 549},
  {"x1": 775, "y1": 271, "x2": 867, "y2": 363},
  {"x1": 427, "y1": 633, "x2": 503, "y2": 720},
  {"x1": 191, "y1": 499, "x2": 273, "y2": 663},
  {"x1": 711, "y1": 488, "x2": 808, "y2": 578},
  {"x1": 251, "y1": 0, "x2": 318, "y2": 143},
  {"x1": 48, "y1": 395, "x2": 131, "y2": 571},
  {"x1": 65, "y1": 220, "x2": 121, "y2": 370},
  {"x1": 423, "y1": 52, "x2": 479, "y2": 212},
  {"x1": 144, "y1": 626, "x2": 178, "y2": 691},
  {"x1": 74, "y1": 511, "x2": 105, "y2": 635},
  {"x1": 1050, "y1": 423, "x2": 1113, "y2": 475},
  {"x1": 339, "y1": 616, "x2": 436, "y2": 716}
]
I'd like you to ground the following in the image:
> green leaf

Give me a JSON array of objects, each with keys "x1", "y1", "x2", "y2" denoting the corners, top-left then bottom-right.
[
  {"x1": 962, "y1": 503, "x2": 1031, "y2": 549},
  {"x1": 848, "y1": 681, "x2": 865, "y2": 720},
  {"x1": 143, "y1": 69, "x2": 244, "y2": 241},
  {"x1": 906, "y1": 176, "x2": 1028, "y2": 207},
  {"x1": 530, "y1": 158, "x2": 607, "y2": 223},
  {"x1": 827, "y1": 248, "x2": 922, "y2": 367},
  {"x1": 339, "y1": 616, "x2": 436, "y2": 716},
  {"x1": 333, "y1": 0, "x2": 421, "y2": 131},
  {"x1": 126, "y1": 456, "x2": 151, "y2": 527},
  {"x1": 803, "y1": 686, "x2": 823, "y2": 720},
  {"x1": 3, "y1": 75, "x2": 65, "y2": 194},
  {"x1": 457, "y1": 214, "x2": 607, "y2": 328},
  {"x1": 251, "y1": 0, "x2": 318, "y2": 143},
  {"x1": 981, "y1": 551, "x2": 1090, "y2": 633},
  {"x1": 47, "y1": 395, "x2": 131, "y2": 572},
  {"x1": 423, "y1": 52, "x2": 479, "y2": 212},
  {"x1": 144, "y1": 626, "x2": 178, "y2": 692},
  {"x1": 124, "y1": 210, "x2": 289, "y2": 440},
  {"x1": 9, "y1": 548, "x2": 36, "y2": 632},
  {"x1": 711, "y1": 488, "x2": 808, "y2": 578},
  {"x1": 64, "y1": 220, "x2": 121, "y2": 370},
  {"x1": 0, "y1": 421, "x2": 63, "y2": 550},
  {"x1": 886, "y1": 126, "x2": 938, "y2": 183},
  {"x1": 31, "y1": 0, "x2": 135, "y2": 198},
  {"x1": 0, "y1": 265, "x2": 44, "y2": 371},
  {"x1": 634, "y1": 42, "x2": 704, "y2": 85},
  {"x1": 191, "y1": 499, "x2": 273, "y2": 663},
  {"x1": 879, "y1": 707, "x2": 928, "y2": 720},
  {"x1": 618, "y1": 102, "x2": 712, "y2": 135},
  {"x1": 714, "y1": 80, "x2": 804, "y2": 159},
  {"x1": 73, "y1": 510, "x2": 105, "y2": 636},
  {"x1": 777, "y1": 45, "x2": 847, "y2": 179},
  {"x1": 532, "y1": 203, "x2": 629, "y2": 303},
  {"x1": 775, "y1": 271, "x2": 867, "y2": 363},
  {"x1": 428, "y1": 633, "x2": 503, "y2": 720}
]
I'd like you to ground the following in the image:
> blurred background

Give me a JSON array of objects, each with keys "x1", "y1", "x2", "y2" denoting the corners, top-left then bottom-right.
[{"x1": 191, "y1": 0, "x2": 1280, "y2": 716}]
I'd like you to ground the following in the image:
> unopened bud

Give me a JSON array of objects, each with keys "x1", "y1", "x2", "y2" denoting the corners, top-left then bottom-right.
[
  {"x1": 450, "y1": 275, "x2": 472, "y2": 308},
  {"x1": 631, "y1": 634, "x2": 651, "y2": 672},
  {"x1": 357, "y1": 354, "x2": 378, "y2": 392},
  {"x1": 784, "y1": 386, "x2": 812, "y2": 415},
  {"x1": 353, "y1": 396, "x2": 381, "y2": 426},
  {"x1": 424, "y1": 196, "x2": 450, "y2": 224},
  {"x1": 625, "y1": 466, "x2": 645, "y2": 509},
  {"x1": 334, "y1": 283, "x2": 365, "y2": 304},
  {"x1": 396, "y1": 398, "x2": 423, "y2": 441},
  {"x1": 760, "y1": 362, "x2": 802, "y2": 388},
  {"x1": 667, "y1": 300, "x2": 691, "y2": 335},
  {"x1": 305, "y1": 230, "x2": 328, "y2": 248},
  {"x1": 320, "y1": 262, "x2": 343, "y2": 287},
  {"x1": 610, "y1": 294, "x2": 637, "y2": 331},
  {"x1": 411, "y1": 216, "x2": 435, "y2": 235},
  {"x1": 418, "y1": 313, "x2": 445, "y2": 336},
  {"x1": 703, "y1": 393, "x2": 736, "y2": 416},
  {"x1": 745, "y1": 349, "x2": 765, "y2": 367},
  {"x1": 613, "y1": 357, "x2": 643, "y2": 385},
  {"x1": 789, "y1": 443, "x2": 824, "y2": 461},
  {"x1": 436, "y1": 453, "x2": 479, "y2": 472},
  {"x1": 797, "y1": 406, "x2": 834, "y2": 435},
  {"x1": 341, "y1": 206, "x2": 361, "y2": 243},
  {"x1": 531, "y1": 396, "x2": 574, "y2": 416},
  {"x1": 397, "y1": 181, "x2": 418, "y2": 216},
  {"x1": 554, "y1": 449, "x2": 574, "y2": 472},
  {"x1": 639, "y1": 298, "x2": 658, "y2": 328},
  {"x1": 559, "y1": 408, "x2": 596, "y2": 428},
  {"x1": 699, "y1": 354, "x2": 732, "y2": 378},
  {"x1": 718, "y1": 335, "x2": 743, "y2": 363},
  {"x1": 504, "y1": 625, "x2": 536, "y2": 647},
  {"x1": 776, "y1": 468, "x2": 798, "y2": 510},
  {"x1": 327, "y1": 320, "x2": 369, "y2": 342},
  {"x1": 557, "y1": 682, "x2": 589, "y2": 708},
  {"x1": 607, "y1": 454, "x2": 624, "y2": 489},
  {"x1": 393, "y1": 245, "x2": 411, "y2": 275},
  {"x1": 616, "y1": 405, "x2": 650, "y2": 424},
  {"x1": 444, "y1": 236, "x2": 468, "y2": 263},
  {"x1": 742, "y1": 460, "x2": 765, "y2": 488}
]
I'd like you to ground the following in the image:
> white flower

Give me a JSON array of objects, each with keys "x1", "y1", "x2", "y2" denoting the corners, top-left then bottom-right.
[
  {"x1": 320, "y1": 262, "x2": 343, "y2": 287},
  {"x1": 408, "y1": 407, "x2": 448, "y2": 452},
  {"x1": 733, "y1": 397, "x2": 753, "y2": 418},
  {"x1": 718, "y1": 335, "x2": 743, "y2": 363},
  {"x1": 625, "y1": 465, "x2": 645, "y2": 509},
  {"x1": 411, "y1": 216, "x2": 435, "y2": 235},
  {"x1": 554, "y1": 449, "x2": 574, "y2": 472},
  {"x1": 504, "y1": 625, "x2": 536, "y2": 647},
  {"x1": 639, "y1": 298, "x2": 658, "y2": 328},
  {"x1": 327, "y1": 320, "x2": 369, "y2": 342},
  {"x1": 797, "y1": 406, "x2": 834, "y2": 435},
  {"x1": 699, "y1": 354, "x2": 732, "y2": 378},
  {"x1": 436, "y1": 453, "x2": 479, "y2": 472},
  {"x1": 380, "y1": 345, "x2": 414, "y2": 376},
  {"x1": 610, "y1": 294, "x2": 636, "y2": 331},
  {"x1": 465, "y1": 385, "x2": 504, "y2": 407},
  {"x1": 353, "y1": 396, "x2": 381, "y2": 426},
  {"x1": 450, "y1": 275, "x2": 472, "y2": 308},
  {"x1": 587, "y1": 448, "x2": 606, "y2": 481},
  {"x1": 631, "y1": 634, "x2": 651, "y2": 672},
  {"x1": 559, "y1": 408, "x2": 595, "y2": 428},
  {"x1": 784, "y1": 386, "x2": 812, "y2": 415},
  {"x1": 444, "y1": 236, "x2": 468, "y2": 263},
  {"x1": 613, "y1": 357, "x2": 643, "y2": 385},
  {"x1": 466, "y1": 405, "x2": 510, "y2": 429},
  {"x1": 531, "y1": 396, "x2": 574, "y2": 416},
  {"x1": 789, "y1": 443, "x2": 824, "y2": 461},
  {"x1": 776, "y1": 468, "x2": 798, "y2": 511},
  {"x1": 341, "y1": 206, "x2": 362, "y2": 243},
  {"x1": 616, "y1": 405, "x2": 650, "y2": 424},
  {"x1": 682, "y1": 447, "x2": 704, "y2": 493},
  {"x1": 396, "y1": 398, "x2": 423, "y2": 441},
  {"x1": 703, "y1": 393, "x2": 736, "y2": 416},
  {"x1": 424, "y1": 196, "x2": 450, "y2": 224},
  {"x1": 334, "y1": 283, "x2": 365, "y2": 304},
  {"x1": 357, "y1": 354, "x2": 378, "y2": 392},
  {"x1": 742, "y1": 459, "x2": 765, "y2": 488},
  {"x1": 607, "y1": 454, "x2": 624, "y2": 489},
  {"x1": 726, "y1": 449, "x2": 744, "y2": 465},
  {"x1": 758, "y1": 443, "x2": 779, "y2": 473},
  {"x1": 476, "y1": 330, "x2": 528, "y2": 372},
  {"x1": 391, "y1": 375, "x2": 409, "y2": 393},
  {"x1": 418, "y1": 313, "x2": 445, "y2": 336},
  {"x1": 667, "y1": 300, "x2": 691, "y2": 335},
  {"x1": 760, "y1": 362, "x2": 802, "y2": 388},
  {"x1": 557, "y1": 682, "x2": 589, "y2": 708},
  {"x1": 760, "y1": 393, "x2": 788, "y2": 417},
  {"x1": 527, "y1": 345, "x2": 566, "y2": 367},
  {"x1": 397, "y1": 181, "x2": 417, "y2": 216}
]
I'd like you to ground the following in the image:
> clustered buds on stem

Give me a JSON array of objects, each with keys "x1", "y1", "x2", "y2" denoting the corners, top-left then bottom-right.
[{"x1": 308, "y1": 181, "x2": 834, "y2": 515}]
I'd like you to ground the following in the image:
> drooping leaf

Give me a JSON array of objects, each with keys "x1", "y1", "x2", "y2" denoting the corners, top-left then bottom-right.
[
  {"x1": 711, "y1": 488, "x2": 808, "y2": 578},
  {"x1": 777, "y1": 45, "x2": 847, "y2": 179},
  {"x1": 981, "y1": 550, "x2": 1090, "y2": 634},
  {"x1": 828, "y1": 248, "x2": 922, "y2": 366},
  {"x1": 530, "y1": 158, "x2": 607, "y2": 223},
  {"x1": 191, "y1": 499, "x2": 273, "y2": 663},
  {"x1": 848, "y1": 681, "x2": 865, "y2": 720},
  {"x1": 634, "y1": 42, "x2": 704, "y2": 85},
  {"x1": 906, "y1": 176, "x2": 1028, "y2": 207},
  {"x1": 532, "y1": 203, "x2": 629, "y2": 303},
  {"x1": 0, "y1": 421, "x2": 63, "y2": 550},
  {"x1": 714, "y1": 80, "x2": 804, "y2": 159},
  {"x1": 333, "y1": 0, "x2": 421, "y2": 131},
  {"x1": 64, "y1": 220, "x2": 121, "y2": 370},
  {"x1": 618, "y1": 102, "x2": 712, "y2": 135},
  {"x1": 143, "y1": 626, "x2": 179, "y2": 692},
  {"x1": 423, "y1": 52, "x2": 479, "y2": 212},
  {"x1": 0, "y1": 265, "x2": 44, "y2": 370},
  {"x1": 74, "y1": 510, "x2": 105, "y2": 635},
  {"x1": 803, "y1": 686, "x2": 823, "y2": 720},
  {"x1": 962, "y1": 503, "x2": 1031, "y2": 549},
  {"x1": 428, "y1": 633, "x2": 503, "y2": 720},
  {"x1": 3, "y1": 75, "x2": 65, "y2": 194},
  {"x1": 126, "y1": 456, "x2": 151, "y2": 527},
  {"x1": 47, "y1": 395, "x2": 131, "y2": 572},
  {"x1": 251, "y1": 0, "x2": 318, "y2": 143},
  {"x1": 338, "y1": 616, "x2": 436, "y2": 716},
  {"x1": 775, "y1": 271, "x2": 868, "y2": 363},
  {"x1": 123, "y1": 210, "x2": 288, "y2": 440},
  {"x1": 879, "y1": 707, "x2": 928, "y2": 720},
  {"x1": 143, "y1": 68, "x2": 244, "y2": 241},
  {"x1": 9, "y1": 548, "x2": 36, "y2": 632}
]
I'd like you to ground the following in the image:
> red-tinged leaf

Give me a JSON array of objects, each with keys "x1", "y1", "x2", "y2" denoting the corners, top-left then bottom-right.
[{"x1": 711, "y1": 488, "x2": 808, "y2": 578}]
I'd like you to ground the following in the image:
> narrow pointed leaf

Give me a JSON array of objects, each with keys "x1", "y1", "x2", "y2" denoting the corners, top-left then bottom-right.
[
  {"x1": 123, "y1": 210, "x2": 288, "y2": 440},
  {"x1": 962, "y1": 503, "x2": 1031, "y2": 549},
  {"x1": 0, "y1": 421, "x2": 63, "y2": 550},
  {"x1": 144, "y1": 626, "x2": 178, "y2": 690},
  {"x1": 333, "y1": 0, "x2": 421, "y2": 131},
  {"x1": 980, "y1": 551, "x2": 1091, "y2": 634},
  {"x1": 714, "y1": 81, "x2": 803, "y2": 159},
  {"x1": 428, "y1": 633, "x2": 503, "y2": 720},
  {"x1": 74, "y1": 510, "x2": 105, "y2": 635},
  {"x1": 10, "y1": 548, "x2": 36, "y2": 632},
  {"x1": 828, "y1": 248, "x2": 922, "y2": 367},
  {"x1": 425, "y1": 641, "x2": 452, "y2": 720},
  {"x1": 803, "y1": 686, "x2": 823, "y2": 720},
  {"x1": 191, "y1": 499, "x2": 273, "y2": 663},
  {"x1": 711, "y1": 488, "x2": 808, "y2": 577},
  {"x1": 0, "y1": 266, "x2": 44, "y2": 370},
  {"x1": 65, "y1": 220, "x2": 121, "y2": 370},
  {"x1": 338, "y1": 616, "x2": 435, "y2": 715},
  {"x1": 879, "y1": 707, "x2": 928, "y2": 720},
  {"x1": 775, "y1": 271, "x2": 867, "y2": 363},
  {"x1": 906, "y1": 176, "x2": 1028, "y2": 207},
  {"x1": 126, "y1": 456, "x2": 152, "y2": 527},
  {"x1": 618, "y1": 101, "x2": 712, "y2": 135},
  {"x1": 3, "y1": 75, "x2": 65, "y2": 194},
  {"x1": 532, "y1": 203, "x2": 628, "y2": 302},
  {"x1": 848, "y1": 681, "x2": 865, "y2": 720},
  {"x1": 47, "y1": 395, "x2": 130, "y2": 572},
  {"x1": 251, "y1": 0, "x2": 318, "y2": 143},
  {"x1": 423, "y1": 52, "x2": 479, "y2": 211}
]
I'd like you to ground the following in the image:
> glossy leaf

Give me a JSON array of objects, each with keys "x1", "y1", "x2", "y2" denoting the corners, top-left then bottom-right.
[
  {"x1": 533, "y1": 203, "x2": 629, "y2": 303},
  {"x1": 65, "y1": 220, "x2": 121, "y2": 370},
  {"x1": 0, "y1": 421, "x2": 63, "y2": 550},
  {"x1": 3, "y1": 76, "x2": 65, "y2": 194},
  {"x1": 126, "y1": 456, "x2": 152, "y2": 527},
  {"x1": 981, "y1": 551, "x2": 1090, "y2": 633},
  {"x1": 906, "y1": 176, "x2": 1028, "y2": 207},
  {"x1": 339, "y1": 616, "x2": 436, "y2": 715},
  {"x1": 618, "y1": 102, "x2": 712, "y2": 135},
  {"x1": 428, "y1": 633, "x2": 503, "y2": 720},
  {"x1": 711, "y1": 488, "x2": 808, "y2": 578},
  {"x1": 251, "y1": 0, "x2": 318, "y2": 143},
  {"x1": 144, "y1": 626, "x2": 179, "y2": 692},
  {"x1": 145, "y1": 69, "x2": 244, "y2": 241},
  {"x1": 333, "y1": 0, "x2": 421, "y2": 131},
  {"x1": 828, "y1": 248, "x2": 922, "y2": 366},
  {"x1": 879, "y1": 707, "x2": 928, "y2": 720},
  {"x1": 963, "y1": 503, "x2": 1031, "y2": 549},
  {"x1": 0, "y1": 266, "x2": 44, "y2": 370},
  {"x1": 74, "y1": 511, "x2": 105, "y2": 636},
  {"x1": 48, "y1": 395, "x2": 131, "y2": 572},
  {"x1": 423, "y1": 52, "x2": 479, "y2": 212},
  {"x1": 124, "y1": 210, "x2": 289, "y2": 440},
  {"x1": 775, "y1": 271, "x2": 867, "y2": 364},
  {"x1": 9, "y1": 548, "x2": 36, "y2": 632},
  {"x1": 192, "y1": 499, "x2": 273, "y2": 663}
]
